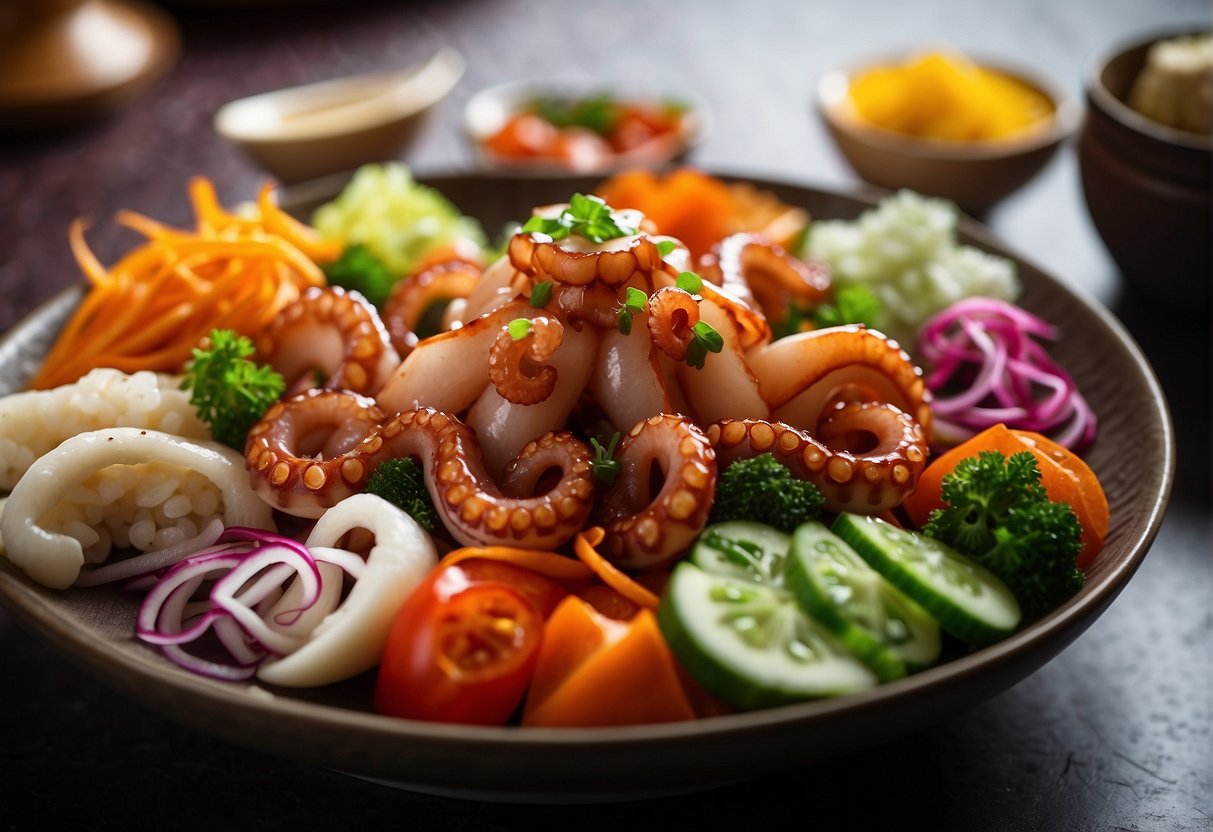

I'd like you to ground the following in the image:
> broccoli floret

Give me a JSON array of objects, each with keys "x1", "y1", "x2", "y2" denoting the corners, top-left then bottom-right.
[
  {"x1": 811, "y1": 282, "x2": 883, "y2": 329},
  {"x1": 923, "y1": 450, "x2": 1083, "y2": 620},
  {"x1": 365, "y1": 458, "x2": 437, "y2": 531},
  {"x1": 710, "y1": 453, "x2": 824, "y2": 533},
  {"x1": 323, "y1": 243, "x2": 396, "y2": 308},
  {"x1": 181, "y1": 329, "x2": 284, "y2": 450}
]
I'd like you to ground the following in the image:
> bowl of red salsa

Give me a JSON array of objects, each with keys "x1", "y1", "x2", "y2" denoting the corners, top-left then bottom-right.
[{"x1": 464, "y1": 81, "x2": 710, "y2": 172}]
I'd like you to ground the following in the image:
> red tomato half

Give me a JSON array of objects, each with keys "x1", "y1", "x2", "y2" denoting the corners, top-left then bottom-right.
[{"x1": 374, "y1": 562, "x2": 563, "y2": 725}]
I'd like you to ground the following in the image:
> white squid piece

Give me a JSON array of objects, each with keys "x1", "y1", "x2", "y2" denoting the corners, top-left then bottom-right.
[
  {"x1": 256, "y1": 493, "x2": 437, "y2": 688},
  {"x1": 1, "y1": 428, "x2": 273, "y2": 589}
]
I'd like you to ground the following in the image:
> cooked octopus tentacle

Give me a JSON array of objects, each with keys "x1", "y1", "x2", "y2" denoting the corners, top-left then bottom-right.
[
  {"x1": 746, "y1": 324, "x2": 932, "y2": 434},
  {"x1": 700, "y1": 233, "x2": 829, "y2": 336},
  {"x1": 382, "y1": 257, "x2": 481, "y2": 355},
  {"x1": 245, "y1": 390, "x2": 386, "y2": 518},
  {"x1": 256, "y1": 286, "x2": 399, "y2": 396},
  {"x1": 366, "y1": 408, "x2": 595, "y2": 550},
  {"x1": 706, "y1": 403, "x2": 927, "y2": 514},
  {"x1": 646, "y1": 287, "x2": 700, "y2": 362},
  {"x1": 488, "y1": 315, "x2": 564, "y2": 405},
  {"x1": 508, "y1": 230, "x2": 664, "y2": 287},
  {"x1": 599, "y1": 414, "x2": 717, "y2": 571}
]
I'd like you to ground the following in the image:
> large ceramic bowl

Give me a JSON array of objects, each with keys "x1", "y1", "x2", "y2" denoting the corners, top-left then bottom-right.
[
  {"x1": 0, "y1": 173, "x2": 1172, "y2": 801},
  {"x1": 1077, "y1": 30, "x2": 1212, "y2": 308},
  {"x1": 816, "y1": 54, "x2": 1080, "y2": 214}
]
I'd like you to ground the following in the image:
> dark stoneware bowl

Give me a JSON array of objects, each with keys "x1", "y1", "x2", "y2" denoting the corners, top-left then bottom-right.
[
  {"x1": 1078, "y1": 30, "x2": 1212, "y2": 307},
  {"x1": 0, "y1": 173, "x2": 1173, "y2": 801}
]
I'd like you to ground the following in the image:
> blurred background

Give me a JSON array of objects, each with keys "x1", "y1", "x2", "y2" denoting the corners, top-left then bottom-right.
[{"x1": 0, "y1": 1, "x2": 1209, "y2": 828}]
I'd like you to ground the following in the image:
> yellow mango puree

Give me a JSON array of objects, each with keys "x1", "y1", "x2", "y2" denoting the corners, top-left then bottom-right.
[{"x1": 848, "y1": 52, "x2": 1053, "y2": 141}]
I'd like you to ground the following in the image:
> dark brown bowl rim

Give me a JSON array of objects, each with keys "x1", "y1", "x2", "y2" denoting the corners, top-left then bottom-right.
[{"x1": 1086, "y1": 27, "x2": 1213, "y2": 151}]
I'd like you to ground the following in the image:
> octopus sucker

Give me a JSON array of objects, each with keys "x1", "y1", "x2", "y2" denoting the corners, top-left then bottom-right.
[
  {"x1": 747, "y1": 324, "x2": 932, "y2": 434},
  {"x1": 244, "y1": 390, "x2": 386, "y2": 518},
  {"x1": 257, "y1": 286, "x2": 399, "y2": 396},
  {"x1": 510, "y1": 230, "x2": 663, "y2": 288},
  {"x1": 709, "y1": 404, "x2": 927, "y2": 515},
  {"x1": 376, "y1": 408, "x2": 595, "y2": 550},
  {"x1": 600, "y1": 414, "x2": 718, "y2": 571}
]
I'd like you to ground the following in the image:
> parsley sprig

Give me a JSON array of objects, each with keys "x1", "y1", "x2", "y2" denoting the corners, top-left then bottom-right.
[
  {"x1": 181, "y1": 329, "x2": 285, "y2": 450},
  {"x1": 522, "y1": 193, "x2": 636, "y2": 244}
]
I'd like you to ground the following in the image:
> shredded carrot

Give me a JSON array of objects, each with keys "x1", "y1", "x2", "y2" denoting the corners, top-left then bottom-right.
[
  {"x1": 30, "y1": 178, "x2": 336, "y2": 390},
  {"x1": 573, "y1": 527, "x2": 660, "y2": 610},
  {"x1": 439, "y1": 545, "x2": 593, "y2": 582}
]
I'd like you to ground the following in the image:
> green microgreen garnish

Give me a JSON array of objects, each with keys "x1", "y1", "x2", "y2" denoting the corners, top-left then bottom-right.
[
  {"x1": 685, "y1": 320, "x2": 724, "y2": 369},
  {"x1": 589, "y1": 432, "x2": 622, "y2": 485},
  {"x1": 521, "y1": 193, "x2": 636, "y2": 244},
  {"x1": 507, "y1": 318, "x2": 534, "y2": 340},
  {"x1": 616, "y1": 286, "x2": 649, "y2": 335},
  {"x1": 656, "y1": 240, "x2": 677, "y2": 258},
  {"x1": 529, "y1": 281, "x2": 553, "y2": 308},
  {"x1": 676, "y1": 271, "x2": 703, "y2": 293}
]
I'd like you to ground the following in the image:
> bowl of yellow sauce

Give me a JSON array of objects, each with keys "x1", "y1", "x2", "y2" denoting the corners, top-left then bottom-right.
[{"x1": 817, "y1": 51, "x2": 1079, "y2": 213}]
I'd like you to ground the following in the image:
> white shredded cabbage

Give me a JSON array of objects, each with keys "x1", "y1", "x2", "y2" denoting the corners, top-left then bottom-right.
[
  {"x1": 804, "y1": 190, "x2": 1019, "y2": 345},
  {"x1": 312, "y1": 163, "x2": 486, "y2": 276}
]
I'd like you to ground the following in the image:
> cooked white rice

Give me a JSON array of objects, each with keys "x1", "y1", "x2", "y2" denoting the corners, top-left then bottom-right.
[{"x1": 0, "y1": 368, "x2": 210, "y2": 490}]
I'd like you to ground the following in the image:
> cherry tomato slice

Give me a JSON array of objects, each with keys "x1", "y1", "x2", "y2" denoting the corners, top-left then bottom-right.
[{"x1": 375, "y1": 566, "x2": 544, "y2": 725}]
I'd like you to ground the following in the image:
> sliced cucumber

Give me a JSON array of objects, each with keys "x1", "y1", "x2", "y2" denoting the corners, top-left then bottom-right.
[
  {"x1": 691, "y1": 521, "x2": 791, "y2": 586},
  {"x1": 658, "y1": 562, "x2": 877, "y2": 710},
  {"x1": 787, "y1": 522, "x2": 941, "y2": 681},
  {"x1": 831, "y1": 513, "x2": 1021, "y2": 647}
]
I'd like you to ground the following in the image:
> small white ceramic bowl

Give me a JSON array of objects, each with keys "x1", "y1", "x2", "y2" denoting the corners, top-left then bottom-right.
[
  {"x1": 816, "y1": 53, "x2": 1080, "y2": 213},
  {"x1": 215, "y1": 48, "x2": 465, "y2": 184},
  {"x1": 463, "y1": 80, "x2": 711, "y2": 173}
]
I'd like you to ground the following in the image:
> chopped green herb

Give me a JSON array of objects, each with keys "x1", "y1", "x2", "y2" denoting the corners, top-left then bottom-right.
[
  {"x1": 589, "y1": 432, "x2": 622, "y2": 485},
  {"x1": 624, "y1": 286, "x2": 648, "y2": 312},
  {"x1": 521, "y1": 194, "x2": 636, "y2": 244},
  {"x1": 529, "y1": 281, "x2": 553, "y2": 308},
  {"x1": 616, "y1": 286, "x2": 649, "y2": 335},
  {"x1": 507, "y1": 318, "x2": 534, "y2": 341},
  {"x1": 676, "y1": 271, "x2": 703, "y2": 293},
  {"x1": 656, "y1": 240, "x2": 677, "y2": 258},
  {"x1": 685, "y1": 320, "x2": 724, "y2": 369}
]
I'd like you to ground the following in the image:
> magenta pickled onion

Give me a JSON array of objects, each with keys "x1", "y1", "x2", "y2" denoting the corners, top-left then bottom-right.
[
  {"x1": 135, "y1": 528, "x2": 360, "y2": 681},
  {"x1": 917, "y1": 297, "x2": 1096, "y2": 450}
]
